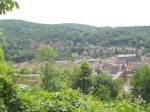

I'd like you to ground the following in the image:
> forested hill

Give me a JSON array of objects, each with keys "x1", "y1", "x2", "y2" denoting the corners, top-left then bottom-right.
[
  {"x1": 1, "y1": 19, "x2": 150, "y2": 45},
  {"x1": 60, "y1": 23, "x2": 98, "y2": 30},
  {"x1": 116, "y1": 26, "x2": 150, "y2": 38},
  {"x1": 0, "y1": 20, "x2": 82, "y2": 40},
  {"x1": 0, "y1": 19, "x2": 150, "y2": 62}
]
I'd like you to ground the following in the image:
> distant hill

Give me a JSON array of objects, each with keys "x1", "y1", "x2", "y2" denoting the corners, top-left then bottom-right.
[
  {"x1": 60, "y1": 23, "x2": 98, "y2": 30},
  {"x1": 0, "y1": 19, "x2": 80, "y2": 38},
  {"x1": 116, "y1": 26, "x2": 150, "y2": 39},
  {"x1": 0, "y1": 19, "x2": 150, "y2": 62}
]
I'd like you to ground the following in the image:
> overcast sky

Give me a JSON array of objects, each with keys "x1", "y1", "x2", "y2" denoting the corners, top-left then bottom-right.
[{"x1": 1, "y1": 0, "x2": 150, "y2": 27}]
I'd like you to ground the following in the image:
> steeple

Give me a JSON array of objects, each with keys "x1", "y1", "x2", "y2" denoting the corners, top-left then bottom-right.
[{"x1": 135, "y1": 48, "x2": 141, "y2": 61}]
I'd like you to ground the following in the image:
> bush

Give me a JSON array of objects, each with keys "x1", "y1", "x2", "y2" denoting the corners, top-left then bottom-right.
[
  {"x1": 18, "y1": 66, "x2": 33, "y2": 74},
  {"x1": 0, "y1": 75, "x2": 29, "y2": 111}
]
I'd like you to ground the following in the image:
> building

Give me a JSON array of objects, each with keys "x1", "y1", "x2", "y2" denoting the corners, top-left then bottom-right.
[
  {"x1": 102, "y1": 63, "x2": 111, "y2": 75},
  {"x1": 128, "y1": 62, "x2": 145, "y2": 71},
  {"x1": 49, "y1": 42, "x2": 64, "y2": 50},
  {"x1": 30, "y1": 41, "x2": 64, "y2": 51},
  {"x1": 118, "y1": 48, "x2": 141, "y2": 64},
  {"x1": 111, "y1": 64, "x2": 120, "y2": 74}
]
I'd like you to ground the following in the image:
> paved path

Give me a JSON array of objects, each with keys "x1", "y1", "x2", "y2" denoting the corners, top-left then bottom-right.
[{"x1": 112, "y1": 71, "x2": 123, "y2": 79}]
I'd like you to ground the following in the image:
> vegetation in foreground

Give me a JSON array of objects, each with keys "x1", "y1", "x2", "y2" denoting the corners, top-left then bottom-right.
[{"x1": 0, "y1": 47, "x2": 150, "y2": 112}]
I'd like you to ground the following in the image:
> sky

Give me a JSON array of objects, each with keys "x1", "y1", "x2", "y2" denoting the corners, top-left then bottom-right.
[{"x1": 1, "y1": 0, "x2": 150, "y2": 27}]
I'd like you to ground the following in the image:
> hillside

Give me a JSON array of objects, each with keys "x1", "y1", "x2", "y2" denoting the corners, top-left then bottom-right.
[
  {"x1": 60, "y1": 23, "x2": 98, "y2": 30},
  {"x1": 116, "y1": 26, "x2": 150, "y2": 38},
  {"x1": 0, "y1": 20, "x2": 150, "y2": 62}
]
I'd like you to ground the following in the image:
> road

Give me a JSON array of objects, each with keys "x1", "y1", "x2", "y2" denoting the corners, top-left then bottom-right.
[{"x1": 112, "y1": 71, "x2": 123, "y2": 80}]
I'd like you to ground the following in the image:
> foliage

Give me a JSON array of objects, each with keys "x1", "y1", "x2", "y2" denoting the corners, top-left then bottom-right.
[
  {"x1": 73, "y1": 60, "x2": 93, "y2": 94},
  {"x1": 22, "y1": 88, "x2": 104, "y2": 112},
  {"x1": 61, "y1": 23, "x2": 97, "y2": 30},
  {"x1": 40, "y1": 63, "x2": 66, "y2": 91},
  {"x1": 0, "y1": 48, "x2": 29, "y2": 111},
  {"x1": 0, "y1": 48, "x2": 150, "y2": 111},
  {"x1": 0, "y1": 48, "x2": 15, "y2": 77},
  {"x1": 1, "y1": 73, "x2": 150, "y2": 112},
  {"x1": 104, "y1": 98, "x2": 148, "y2": 112},
  {"x1": 93, "y1": 74, "x2": 119, "y2": 100},
  {"x1": 131, "y1": 65, "x2": 150, "y2": 103},
  {"x1": 0, "y1": 75, "x2": 29, "y2": 111},
  {"x1": 36, "y1": 45, "x2": 63, "y2": 92},
  {"x1": 57, "y1": 67, "x2": 77, "y2": 88},
  {"x1": 0, "y1": 47, "x2": 4, "y2": 61},
  {"x1": 94, "y1": 84, "x2": 111, "y2": 101},
  {"x1": 0, "y1": 0, "x2": 19, "y2": 15},
  {"x1": 18, "y1": 66, "x2": 33, "y2": 74},
  {"x1": 36, "y1": 45, "x2": 56, "y2": 63}
]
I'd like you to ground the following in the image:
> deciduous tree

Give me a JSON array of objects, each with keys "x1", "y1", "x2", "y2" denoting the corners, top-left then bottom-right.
[
  {"x1": 131, "y1": 65, "x2": 150, "y2": 102},
  {"x1": 36, "y1": 45, "x2": 60, "y2": 91},
  {"x1": 93, "y1": 74, "x2": 119, "y2": 99},
  {"x1": 36, "y1": 45, "x2": 56, "y2": 63},
  {"x1": 73, "y1": 60, "x2": 93, "y2": 94}
]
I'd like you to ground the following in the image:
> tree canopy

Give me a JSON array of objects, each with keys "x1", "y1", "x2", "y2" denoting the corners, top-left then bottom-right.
[
  {"x1": 0, "y1": 0, "x2": 19, "y2": 15},
  {"x1": 131, "y1": 65, "x2": 150, "y2": 103},
  {"x1": 93, "y1": 73, "x2": 119, "y2": 100},
  {"x1": 36, "y1": 45, "x2": 56, "y2": 63},
  {"x1": 0, "y1": 47, "x2": 4, "y2": 61},
  {"x1": 73, "y1": 60, "x2": 93, "y2": 94}
]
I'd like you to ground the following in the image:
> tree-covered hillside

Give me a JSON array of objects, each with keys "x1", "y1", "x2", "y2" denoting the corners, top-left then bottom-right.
[
  {"x1": 0, "y1": 20, "x2": 150, "y2": 62},
  {"x1": 116, "y1": 26, "x2": 150, "y2": 38},
  {"x1": 60, "y1": 23, "x2": 98, "y2": 30}
]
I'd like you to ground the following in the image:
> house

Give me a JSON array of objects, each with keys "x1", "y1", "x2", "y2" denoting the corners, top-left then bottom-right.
[
  {"x1": 49, "y1": 42, "x2": 64, "y2": 50},
  {"x1": 102, "y1": 63, "x2": 111, "y2": 75},
  {"x1": 30, "y1": 41, "x2": 64, "y2": 51},
  {"x1": 71, "y1": 53, "x2": 79, "y2": 57},
  {"x1": 83, "y1": 51, "x2": 91, "y2": 59},
  {"x1": 110, "y1": 64, "x2": 120, "y2": 74},
  {"x1": 128, "y1": 62, "x2": 145, "y2": 71}
]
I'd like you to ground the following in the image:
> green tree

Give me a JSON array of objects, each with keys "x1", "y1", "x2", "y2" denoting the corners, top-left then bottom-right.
[
  {"x1": 131, "y1": 65, "x2": 150, "y2": 102},
  {"x1": 0, "y1": 72, "x2": 29, "y2": 111},
  {"x1": 36, "y1": 45, "x2": 60, "y2": 91},
  {"x1": 94, "y1": 84, "x2": 111, "y2": 101},
  {"x1": 0, "y1": 48, "x2": 15, "y2": 76},
  {"x1": 41, "y1": 63, "x2": 67, "y2": 91},
  {"x1": 36, "y1": 45, "x2": 56, "y2": 63},
  {"x1": 41, "y1": 62, "x2": 53, "y2": 91},
  {"x1": 73, "y1": 60, "x2": 93, "y2": 94},
  {"x1": 0, "y1": 49, "x2": 31, "y2": 111},
  {"x1": 18, "y1": 66, "x2": 33, "y2": 74},
  {"x1": 0, "y1": 47, "x2": 4, "y2": 61},
  {"x1": 0, "y1": 0, "x2": 19, "y2": 15},
  {"x1": 93, "y1": 74, "x2": 119, "y2": 99}
]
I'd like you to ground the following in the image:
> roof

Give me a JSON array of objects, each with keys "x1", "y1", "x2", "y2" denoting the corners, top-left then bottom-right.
[
  {"x1": 19, "y1": 74, "x2": 40, "y2": 77},
  {"x1": 88, "y1": 59, "x2": 97, "y2": 62},
  {"x1": 118, "y1": 54, "x2": 137, "y2": 58},
  {"x1": 18, "y1": 84, "x2": 27, "y2": 89}
]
